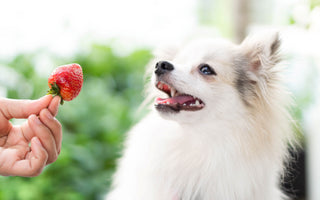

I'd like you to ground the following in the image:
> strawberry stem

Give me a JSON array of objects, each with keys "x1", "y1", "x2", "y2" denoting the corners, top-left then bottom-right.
[{"x1": 47, "y1": 82, "x2": 64, "y2": 105}]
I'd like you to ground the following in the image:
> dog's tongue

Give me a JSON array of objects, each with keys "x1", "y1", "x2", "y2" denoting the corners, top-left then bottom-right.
[{"x1": 156, "y1": 96, "x2": 195, "y2": 105}]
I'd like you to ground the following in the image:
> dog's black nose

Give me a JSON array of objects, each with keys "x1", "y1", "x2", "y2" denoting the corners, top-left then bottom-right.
[{"x1": 155, "y1": 61, "x2": 174, "y2": 76}]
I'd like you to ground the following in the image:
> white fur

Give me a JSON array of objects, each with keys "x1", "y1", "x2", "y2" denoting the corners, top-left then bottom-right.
[{"x1": 106, "y1": 33, "x2": 295, "y2": 200}]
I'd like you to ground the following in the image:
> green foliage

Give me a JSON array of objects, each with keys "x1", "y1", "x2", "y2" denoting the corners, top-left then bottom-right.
[
  {"x1": 0, "y1": 44, "x2": 152, "y2": 200},
  {"x1": 310, "y1": 0, "x2": 320, "y2": 9}
]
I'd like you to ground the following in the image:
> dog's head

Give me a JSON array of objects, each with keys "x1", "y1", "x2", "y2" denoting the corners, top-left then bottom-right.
[{"x1": 148, "y1": 33, "x2": 283, "y2": 123}]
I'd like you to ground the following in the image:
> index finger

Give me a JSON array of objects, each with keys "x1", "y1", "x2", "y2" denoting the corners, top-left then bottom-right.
[{"x1": 48, "y1": 96, "x2": 61, "y2": 117}]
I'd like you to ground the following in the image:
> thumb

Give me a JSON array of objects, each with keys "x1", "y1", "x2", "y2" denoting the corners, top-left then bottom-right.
[{"x1": 0, "y1": 95, "x2": 52, "y2": 120}]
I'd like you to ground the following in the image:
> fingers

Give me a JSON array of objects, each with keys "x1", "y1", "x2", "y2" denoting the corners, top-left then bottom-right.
[
  {"x1": 29, "y1": 137, "x2": 48, "y2": 175},
  {"x1": 10, "y1": 137, "x2": 48, "y2": 177},
  {"x1": 18, "y1": 97, "x2": 62, "y2": 165},
  {"x1": 0, "y1": 95, "x2": 62, "y2": 177},
  {"x1": 39, "y1": 108, "x2": 62, "y2": 155},
  {"x1": 48, "y1": 96, "x2": 61, "y2": 117},
  {"x1": 0, "y1": 95, "x2": 52, "y2": 120},
  {"x1": 27, "y1": 115, "x2": 59, "y2": 164}
]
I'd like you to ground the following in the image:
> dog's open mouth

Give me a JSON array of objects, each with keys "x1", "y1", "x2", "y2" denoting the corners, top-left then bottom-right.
[{"x1": 155, "y1": 81, "x2": 205, "y2": 112}]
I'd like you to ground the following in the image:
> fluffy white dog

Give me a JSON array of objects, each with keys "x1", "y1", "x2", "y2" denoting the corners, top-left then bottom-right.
[{"x1": 106, "y1": 32, "x2": 295, "y2": 200}]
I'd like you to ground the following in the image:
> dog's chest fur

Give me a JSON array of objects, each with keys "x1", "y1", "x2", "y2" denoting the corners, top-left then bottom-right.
[{"x1": 107, "y1": 112, "x2": 283, "y2": 200}]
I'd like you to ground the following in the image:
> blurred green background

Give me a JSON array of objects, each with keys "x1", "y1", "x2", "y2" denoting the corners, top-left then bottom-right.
[
  {"x1": 0, "y1": 0, "x2": 319, "y2": 199},
  {"x1": 0, "y1": 46, "x2": 152, "y2": 200}
]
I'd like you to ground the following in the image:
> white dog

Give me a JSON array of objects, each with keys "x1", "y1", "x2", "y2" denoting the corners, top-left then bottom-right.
[{"x1": 106, "y1": 32, "x2": 295, "y2": 200}]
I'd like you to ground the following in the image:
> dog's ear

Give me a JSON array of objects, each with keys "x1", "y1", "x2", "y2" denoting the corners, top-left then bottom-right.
[{"x1": 240, "y1": 32, "x2": 281, "y2": 82}]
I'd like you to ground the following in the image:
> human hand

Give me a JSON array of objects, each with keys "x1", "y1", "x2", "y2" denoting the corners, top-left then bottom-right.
[{"x1": 0, "y1": 95, "x2": 62, "y2": 177}]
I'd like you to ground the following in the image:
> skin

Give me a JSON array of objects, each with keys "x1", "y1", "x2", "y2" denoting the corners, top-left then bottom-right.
[{"x1": 0, "y1": 95, "x2": 62, "y2": 177}]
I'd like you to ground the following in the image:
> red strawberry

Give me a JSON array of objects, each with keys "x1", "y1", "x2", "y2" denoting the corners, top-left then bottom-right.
[{"x1": 48, "y1": 63, "x2": 83, "y2": 104}]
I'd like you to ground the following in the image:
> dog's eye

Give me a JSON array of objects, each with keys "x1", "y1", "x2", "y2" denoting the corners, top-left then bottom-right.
[{"x1": 199, "y1": 64, "x2": 217, "y2": 76}]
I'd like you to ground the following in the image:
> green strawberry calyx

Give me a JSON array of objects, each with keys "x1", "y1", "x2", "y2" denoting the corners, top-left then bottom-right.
[{"x1": 47, "y1": 82, "x2": 64, "y2": 105}]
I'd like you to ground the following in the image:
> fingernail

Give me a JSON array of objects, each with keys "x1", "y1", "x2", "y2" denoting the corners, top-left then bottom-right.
[
  {"x1": 33, "y1": 137, "x2": 42, "y2": 146},
  {"x1": 55, "y1": 96, "x2": 61, "y2": 105},
  {"x1": 45, "y1": 110, "x2": 53, "y2": 119},
  {"x1": 33, "y1": 115, "x2": 42, "y2": 125}
]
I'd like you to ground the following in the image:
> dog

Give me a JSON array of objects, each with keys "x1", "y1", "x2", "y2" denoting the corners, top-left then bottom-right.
[{"x1": 106, "y1": 32, "x2": 295, "y2": 200}]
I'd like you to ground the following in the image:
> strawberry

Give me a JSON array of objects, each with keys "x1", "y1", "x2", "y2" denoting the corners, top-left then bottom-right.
[{"x1": 48, "y1": 63, "x2": 83, "y2": 104}]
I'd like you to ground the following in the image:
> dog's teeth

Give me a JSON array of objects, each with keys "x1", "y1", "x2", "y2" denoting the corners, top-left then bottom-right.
[
  {"x1": 170, "y1": 88, "x2": 176, "y2": 97},
  {"x1": 195, "y1": 100, "x2": 200, "y2": 106},
  {"x1": 183, "y1": 103, "x2": 186, "y2": 106},
  {"x1": 158, "y1": 83, "x2": 163, "y2": 89},
  {"x1": 166, "y1": 101, "x2": 170, "y2": 104}
]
